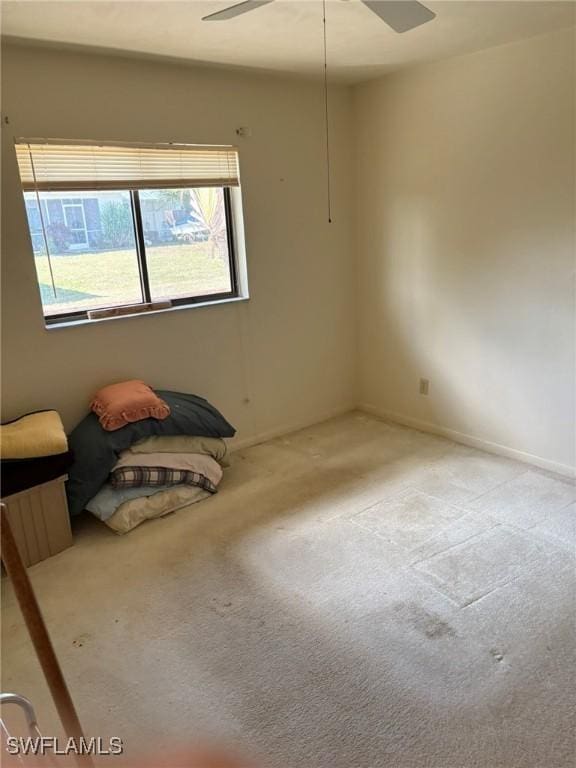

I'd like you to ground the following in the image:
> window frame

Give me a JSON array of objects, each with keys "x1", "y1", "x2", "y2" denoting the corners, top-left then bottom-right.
[{"x1": 37, "y1": 186, "x2": 239, "y2": 326}]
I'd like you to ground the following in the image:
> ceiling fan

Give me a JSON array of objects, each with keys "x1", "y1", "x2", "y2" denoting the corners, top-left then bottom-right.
[
  {"x1": 202, "y1": 0, "x2": 436, "y2": 224},
  {"x1": 202, "y1": 0, "x2": 436, "y2": 34}
]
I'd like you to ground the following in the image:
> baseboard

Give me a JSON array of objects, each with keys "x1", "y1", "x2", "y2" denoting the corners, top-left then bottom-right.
[
  {"x1": 227, "y1": 401, "x2": 575, "y2": 480},
  {"x1": 359, "y1": 403, "x2": 576, "y2": 480},
  {"x1": 229, "y1": 404, "x2": 353, "y2": 453}
]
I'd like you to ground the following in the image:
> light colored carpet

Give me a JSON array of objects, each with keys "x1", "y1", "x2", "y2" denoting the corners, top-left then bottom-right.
[{"x1": 2, "y1": 412, "x2": 575, "y2": 767}]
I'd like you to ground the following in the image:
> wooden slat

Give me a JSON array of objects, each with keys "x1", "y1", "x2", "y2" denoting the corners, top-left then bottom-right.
[
  {"x1": 2, "y1": 476, "x2": 72, "y2": 566},
  {"x1": 20, "y1": 494, "x2": 40, "y2": 566},
  {"x1": 42, "y1": 482, "x2": 73, "y2": 556},
  {"x1": 5, "y1": 498, "x2": 31, "y2": 567},
  {"x1": 31, "y1": 488, "x2": 51, "y2": 561}
]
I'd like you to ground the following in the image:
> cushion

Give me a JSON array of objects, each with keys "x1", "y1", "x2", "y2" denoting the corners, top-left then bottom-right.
[
  {"x1": 67, "y1": 390, "x2": 235, "y2": 516},
  {"x1": 102, "y1": 485, "x2": 211, "y2": 534},
  {"x1": 90, "y1": 380, "x2": 170, "y2": 431},
  {"x1": 129, "y1": 435, "x2": 228, "y2": 464},
  {"x1": 113, "y1": 452, "x2": 223, "y2": 487},
  {"x1": 1, "y1": 452, "x2": 73, "y2": 496},
  {"x1": 85, "y1": 483, "x2": 174, "y2": 522},
  {"x1": 110, "y1": 467, "x2": 217, "y2": 493},
  {"x1": 1, "y1": 410, "x2": 68, "y2": 459}
]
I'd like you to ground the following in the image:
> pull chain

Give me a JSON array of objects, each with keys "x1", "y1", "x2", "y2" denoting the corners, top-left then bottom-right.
[{"x1": 322, "y1": 0, "x2": 332, "y2": 223}]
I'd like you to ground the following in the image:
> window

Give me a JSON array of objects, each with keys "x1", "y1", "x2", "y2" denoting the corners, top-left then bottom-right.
[
  {"x1": 16, "y1": 141, "x2": 244, "y2": 325},
  {"x1": 62, "y1": 201, "x2": 89, "y2": 248}
]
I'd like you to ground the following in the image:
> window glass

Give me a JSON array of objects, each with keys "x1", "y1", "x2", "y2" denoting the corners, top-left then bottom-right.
[
  {"x1": 24, "y1": 191, "x2": 143, "y2": 316},
  {"x1": 142, "y1": 188, "x2": 232, "y2": 301},
  {"x1": 22, "y1": 186, "x2": 237, "y2": 322},
  {"x1": 25, "y1": 199, "x2": 43, "y2": 233}
]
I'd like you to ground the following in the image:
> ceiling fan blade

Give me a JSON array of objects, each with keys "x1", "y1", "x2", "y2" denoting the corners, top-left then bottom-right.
[
  {"x1": 202, "y1": 0, "x2": 275, "y2": 21},
  {"x1": 361, "y1": 1, "x2": 435, "y2": 32}
]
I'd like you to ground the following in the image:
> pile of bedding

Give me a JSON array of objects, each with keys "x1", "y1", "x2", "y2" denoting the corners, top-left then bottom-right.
[
  {"x1": 86, "y1": 435, "x2": 228, "y2": 534},
  {"x1": 67, "y1": 385, "x2": 235, "y2": 534}
]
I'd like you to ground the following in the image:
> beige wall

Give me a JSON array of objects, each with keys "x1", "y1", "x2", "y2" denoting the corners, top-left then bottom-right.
[
  {"x1": 354, "y1": 27, "x2": 575, "y2": 474},
  {"x1": 2, "y1": 29, "x2": 574, "y2": 473},
  {"x1": 1, "y1": 44, "x2": 356, "y2": 441}
]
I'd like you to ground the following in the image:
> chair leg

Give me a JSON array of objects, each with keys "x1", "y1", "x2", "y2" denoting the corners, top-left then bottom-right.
[{"x1": 1, "y1": 503, "x2": 93, "y2": 768}]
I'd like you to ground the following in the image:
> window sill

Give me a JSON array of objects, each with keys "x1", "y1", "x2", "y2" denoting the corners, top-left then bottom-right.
[{"x1": 44, "y1": 294, "x2": 249, "y2": 330}]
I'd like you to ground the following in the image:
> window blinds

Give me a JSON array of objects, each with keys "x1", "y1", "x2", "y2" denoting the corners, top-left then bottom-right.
[{"x1": 15, "y1": 140, "x2": 240, "y2": 191}]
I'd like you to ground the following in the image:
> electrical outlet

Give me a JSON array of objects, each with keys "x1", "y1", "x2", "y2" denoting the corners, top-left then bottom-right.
[{"x1": 419, "y1": 378, "x2": 430, "y2": 396}]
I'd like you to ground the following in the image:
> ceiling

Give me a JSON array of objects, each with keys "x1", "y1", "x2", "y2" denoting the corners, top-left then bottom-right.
[{"x1": 1, "y1": 1, "x2": 575, "y2": 83}]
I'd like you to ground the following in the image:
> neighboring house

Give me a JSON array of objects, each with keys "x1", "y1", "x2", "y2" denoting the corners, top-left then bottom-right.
[
  {"x1": 24, "y1": 190, "x2": 207, "y2": 255},
  {"x1": 25, "y1": 191, "x2": 110, "y2": 253}
]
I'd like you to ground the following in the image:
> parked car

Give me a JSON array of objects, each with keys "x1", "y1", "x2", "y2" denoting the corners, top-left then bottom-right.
[{"x1": 170, "y1": 222, "x2": 211, "y2": 243}]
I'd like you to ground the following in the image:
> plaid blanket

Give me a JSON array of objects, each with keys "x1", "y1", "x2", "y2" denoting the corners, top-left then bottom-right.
[{"x1": 111, "y1": 466, "x2": 217, "y2": 493}]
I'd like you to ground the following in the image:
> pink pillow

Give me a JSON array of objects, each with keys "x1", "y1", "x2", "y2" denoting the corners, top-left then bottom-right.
[{"x1": 90, "y1": 380, "x2": 170, "y2": 432}]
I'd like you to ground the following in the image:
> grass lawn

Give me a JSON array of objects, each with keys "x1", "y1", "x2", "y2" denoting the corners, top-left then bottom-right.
[{"x1": 35, "y1": 242, "x2": 231, "y2": 315}]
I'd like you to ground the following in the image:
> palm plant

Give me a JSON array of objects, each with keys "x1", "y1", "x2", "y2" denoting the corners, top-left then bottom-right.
[{"x1": 188, "y1": 188, "x2": 228, "y2": 260}]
